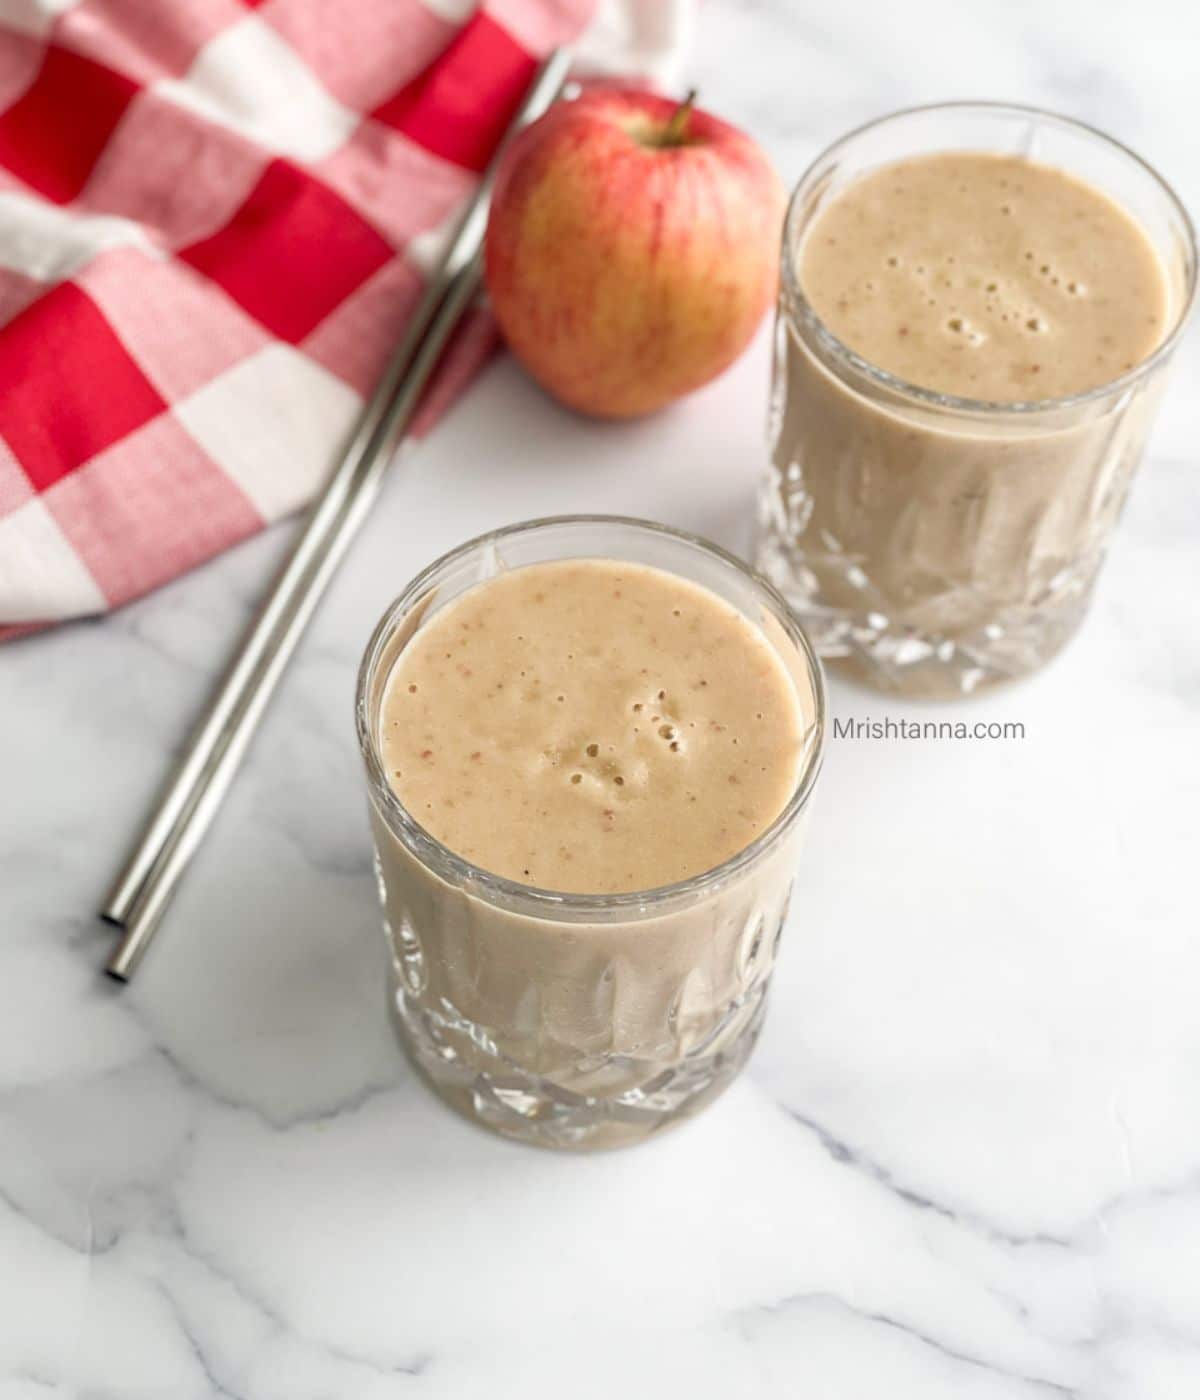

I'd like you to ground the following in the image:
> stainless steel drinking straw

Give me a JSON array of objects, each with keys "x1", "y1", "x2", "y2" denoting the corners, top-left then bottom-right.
[{"x1": 102, "y1": 49, "x2": 572, "y2": 981}]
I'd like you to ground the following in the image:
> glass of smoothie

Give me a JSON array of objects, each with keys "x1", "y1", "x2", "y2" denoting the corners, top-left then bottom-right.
[
  {"x1": 356, "y1": 517, "x2": 825, "y2": 1149},
  {"x1": 759, "y1": 103, "x2": 1196, "y2": 697}
]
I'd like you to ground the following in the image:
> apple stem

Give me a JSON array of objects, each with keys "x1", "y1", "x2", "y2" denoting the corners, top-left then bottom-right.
[{"x1": 664, "y1": 88, "x2": 698, "y2": 146}]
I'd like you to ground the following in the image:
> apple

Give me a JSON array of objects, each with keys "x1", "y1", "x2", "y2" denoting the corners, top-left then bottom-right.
[{"x1": 484, "y1": 89, "x2": 786, "y2": 419}]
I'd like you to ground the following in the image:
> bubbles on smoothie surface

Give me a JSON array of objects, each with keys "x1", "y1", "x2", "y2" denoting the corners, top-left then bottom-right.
[
  {"x1": 377, "y1": 560, "x2": 804, "y2": 894},
  {"x1": 800, "y1": 150, "x2": 1168, "y2": 400}
]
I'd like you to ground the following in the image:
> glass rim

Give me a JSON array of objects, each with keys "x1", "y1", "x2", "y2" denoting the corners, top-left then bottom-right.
[
  {"x1": 355, "y1": 514, "x2": 827, "y2": 922},
  {"x1": 780, "y1": 99, "x2": 1198, "y2": 418}
]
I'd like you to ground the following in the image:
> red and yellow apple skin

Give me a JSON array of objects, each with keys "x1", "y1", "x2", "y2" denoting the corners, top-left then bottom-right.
[{"x1": 484, "y1": 90, "x2": 787, "y2": 419}]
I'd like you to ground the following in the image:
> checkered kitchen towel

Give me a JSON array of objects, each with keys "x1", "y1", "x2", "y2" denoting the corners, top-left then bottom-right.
[{"x1": 0, "y1": 0, "x2": 691, "y2": 637}]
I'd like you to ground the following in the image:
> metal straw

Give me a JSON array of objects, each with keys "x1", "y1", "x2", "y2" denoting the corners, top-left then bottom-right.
[{"x1": 102, "y1": 48, "x2": 571, "y2": 981}]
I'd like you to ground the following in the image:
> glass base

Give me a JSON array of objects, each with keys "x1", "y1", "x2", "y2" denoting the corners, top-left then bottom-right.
[
  {"x1": 757, "y1": 530, "x2": 1093, "y2": 699},
  {"x1": 389, "y1": 975, "x2": 767, "y2": 1152}
]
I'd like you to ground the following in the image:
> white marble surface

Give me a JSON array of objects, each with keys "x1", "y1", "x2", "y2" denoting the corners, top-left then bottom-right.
[{"x1": 4, "y1": 3, "x2": 1200, "y2": 1395}]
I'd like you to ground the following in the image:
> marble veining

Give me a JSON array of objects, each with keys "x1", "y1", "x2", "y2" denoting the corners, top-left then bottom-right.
[{"x1": 3, "y1": 1, "x2": 1200, "y2": 1394}]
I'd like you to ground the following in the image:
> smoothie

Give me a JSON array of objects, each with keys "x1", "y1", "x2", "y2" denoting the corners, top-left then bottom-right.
[
  {"x1": 801, "y1": 152, "x2": 1167, "y2": 402},
  {"x1": 380, "y1": 559, "x2": 805, "y2": 893},
  {"x1": 761, "y1": 131, "x2": 1186, "y2": 696},
  {"x1": 360, "y1": 536, "x2": 823, "y2": 1149}
]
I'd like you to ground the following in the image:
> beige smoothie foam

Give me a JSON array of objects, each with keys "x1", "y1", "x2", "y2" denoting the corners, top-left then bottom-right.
[
  {"x1": 800, "y1": 151, "x2": 1167, "y2": 401},
  {"x1": 380, "y1": 558, "x2": 806, "y2": 893}
]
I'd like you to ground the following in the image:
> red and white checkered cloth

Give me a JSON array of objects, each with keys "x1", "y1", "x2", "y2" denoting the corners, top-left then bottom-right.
[{"x1": 0, "y1": 0, "x2": 691, "y2": 638}]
